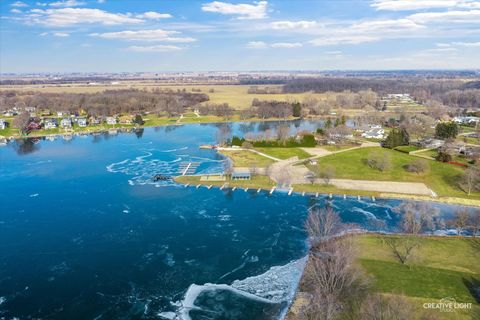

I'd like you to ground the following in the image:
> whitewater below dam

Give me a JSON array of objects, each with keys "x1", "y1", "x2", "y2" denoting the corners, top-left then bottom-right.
[{"x1": 0, "y1": 121, "x2": 466, "y2": 319}]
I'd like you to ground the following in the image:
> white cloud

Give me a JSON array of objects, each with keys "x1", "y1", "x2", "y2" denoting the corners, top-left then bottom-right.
[
  {"x1": 371, "y1": 0, "x2": 480, "y2": 11},
  {"x1": 246, "y1": 41, "x2": 302, "y2": 48},
  {"x1": 270, "y1": 42, "x2": 302, "y2": 48},
  {"x1": 246, "y1": 41, "x2": 267, "y2": 48},
  {"x1": 136, "y1": 11, "x2": 172, "y2": 20},
  {"x1": 408, "y1": 10, "x2": 480, "y2": 23},
  {"x1": 23, "y1": 8, "x2": 144, "y2": 26},
  {"x1": 10, "y1": 8, "x2": 22, "y2": 13},
  {"x1": 439, "y1": 41, "x2": 480, "y2": 47},
  {"x1": 270, "y1": 20, "x2": 316, "y2": 30},
  {"x1": 11, "y1": 1, "x2": 28, "y2": 7},
  {"x1": 39, "y1": 32, "x2": 49, "y2": 36},
  {"x1": 201, "y1": 1, "x2": 268, "y2": 19},
  {"x1": 53, "y1": 32, "x2": 69, "y2": 37},
  {"x1": 90, "y1": 29, "x2": 196, "y2": 42},
  {"x1": 126, "y1": 45, "x2": 183, "y2": 52},
  {"x1": 97, "y1": 0, "x2": 105, "y2": 3},
  {"x1": 49, "y1": 0, "x2": 86, "y2": 7},
  {"x1": 309, "y1": 35, "x2": 379, "y2": 46},
  {"x1": 352, "y1": 18, "x2": 423, "y2": 32}
]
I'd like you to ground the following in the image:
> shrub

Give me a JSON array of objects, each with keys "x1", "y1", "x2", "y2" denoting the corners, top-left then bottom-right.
[
  {"x1": 366, "y1": 151, "x2": 392, "y2": 172},
  {"x1": 406, "y1": 159, "x2": 429, "y2": 174}
]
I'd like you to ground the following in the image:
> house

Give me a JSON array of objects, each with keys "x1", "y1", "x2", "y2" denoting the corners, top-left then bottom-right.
[
  {"x1": 44, "y1": 118, "x2": 58, "y2": 130},
  {"x1": 309, "y1": 159, "x2": 318, "y2": 165},
  {"x1": 362, "y1": 128, "x2": 385, "y2": 139},
  {"x1": 89, "y1": 116, "x2": 101, "y2": 125},
  {"x1": 453, "y1": 116, "x2": 480, "y2": 125},
  {"x1": 57, "y1": 112, "x2": 65, "y2": 117},
  {"x1": 0, "y1": 119, "x2": 7, "y2": 130},
  {"x1": 60, "y1": 118, "x2": 72, "y2": 128},
  {"x1": 119, "y1": 115, "x2": 134, "y2": 125},
  {"x1": 77, "y1": 118, "x2": 87, "y2": 127},
  {"x1": 231, "y1": 168, "x2": 251, "y2": 180},
  {"x1": 415, "y1": 138, "x2": 444, "y2": 149},
  {"x1": 106, "y1": 117, "x2": 117, "y2": 125}
]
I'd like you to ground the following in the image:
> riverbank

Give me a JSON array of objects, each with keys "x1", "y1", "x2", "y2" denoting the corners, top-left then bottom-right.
[{"x1": 287, "y1": 234, "x2": 480, "y2": 320}]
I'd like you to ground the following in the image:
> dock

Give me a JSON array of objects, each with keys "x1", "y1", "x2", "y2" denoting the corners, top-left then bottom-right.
[
  {"x1": 288, "y1": 187, "x2": 293, "y2": 196},
  {"x1": 257, "y1": 188, "x2": 261, "y2": 193},
  {"x1": 315, "y1": 192, "x2": 318, "y2": 198},
  {"x1": 178, "y1": 162, "x2": 200, "y2": 176},
  {"x1": 269, "y1": 187, "x2": 276, "y2": 195},
  {"x1": 232, "y1": 187, "x2": 237, "y2": 191}
]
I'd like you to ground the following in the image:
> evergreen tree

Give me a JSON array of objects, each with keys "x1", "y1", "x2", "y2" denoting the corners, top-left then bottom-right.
[
  {"x1": 435, "y1": 122, "x2": 459, "y2": 139},
  {"x1": 292, "y1": 102, "x2": 302, "y2": 117}
]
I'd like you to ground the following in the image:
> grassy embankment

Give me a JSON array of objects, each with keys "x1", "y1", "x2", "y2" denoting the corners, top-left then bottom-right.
[
  {"x1": 175, "y1": 174, "x2": 275, "y2": 189},
  {"x1": 308, "y1": 146, "x2": 479, "y2": 200},
  {"x1": 254, "y1": 147, "x2": 312, "y2": 160},
  {"x1": 357, "y1": 234, "x2": 480, "y2": 319}
]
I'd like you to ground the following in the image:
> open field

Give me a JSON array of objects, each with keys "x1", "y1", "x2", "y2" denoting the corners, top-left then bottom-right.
[
  {"x1": 312, "y1": 146, "x2": 478, "y2": 199},
  {"x1": 219, "y1": 149, "x2": 275, "y2": 167},
  {"x1": 357, "y1": 234, "x2": 480, "y2": 318},
  {"x1": 0, "y1": 83, "x2": 329, "y2": 110},
  {"x1": 254, "y1": 147, "x2": 312, "y2": 160}
]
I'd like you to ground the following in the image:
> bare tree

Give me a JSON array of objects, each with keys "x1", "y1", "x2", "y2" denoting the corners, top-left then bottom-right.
[
  {"x1": 393, "y1": 201, "x2": 440, "y2": 234},
  {"x1": 359, "y1": 294, "x2": 416, "y2": 320},
  {"x1": 314, "y1": 165, "x2": 335, "y2": 185},
  {"x1": 469, "y1": 210, "x2": 480, "y2": 237},
  {"x1": 305, "y1": 207, "x2": 341, "y2": 245},
  {"x1": 276, "y1": 124, "x2": 291, "y2": 144},
  {"x1": 382, "y1": 235, "x2": 421, "y2": 265},
  {"x1": 406, "y1": 159, "x2": 429, "y2": 174},
  {"x1": 366, "y1": 151, "x2": 391, "y2": 172},
  {"x1": 13, "y1": 112, "x2": 30, "y2": 129},
  {"x1": 452, "y1": 209, "x2": 470, "y2": 235},
  {"x1": 305, "y1": 170, "x2": 316, "y2": 185},
  {"x1": 461, "y1": 165, "x2": 480, "y2": 196}
]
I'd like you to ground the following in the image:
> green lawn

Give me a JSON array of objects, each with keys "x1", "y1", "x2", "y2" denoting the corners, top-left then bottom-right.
[
  {"x1": 219, "y1": 150, "x2": 275, "y2": 167},
  {"x1": 314, "y1": 147, "x2": 476, "y2": 199},
  {"x1": 357, "y1": 235, "x2": 480, "y2": 305},
  {"x1": 254, "y1": 147, "x2": 312, "y2": 160},
  {"x1": 395, "y1": 145, "x2": 420, "y2": 153}
]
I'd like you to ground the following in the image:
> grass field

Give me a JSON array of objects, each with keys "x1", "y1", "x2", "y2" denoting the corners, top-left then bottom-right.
[
  {"x1": 254, "y1": 147, "x2": 312, "y2": 160},
  {"x1": 219, "y1": 149, "x2": 275, "y2": 167},
  {"x1": 0, "y1": 83, "x2": 328, "y2": 110},
  {"x1": 313, "y1": 147, "x2": 477, "y2": 199},
  {"x1": 357, "y1": 235, "x2": 480, "y2": 318}
]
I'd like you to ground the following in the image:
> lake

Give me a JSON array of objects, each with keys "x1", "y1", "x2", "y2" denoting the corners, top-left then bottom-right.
[{"x1": 0, "y1": 121, "x2": 465, "y2": 319}]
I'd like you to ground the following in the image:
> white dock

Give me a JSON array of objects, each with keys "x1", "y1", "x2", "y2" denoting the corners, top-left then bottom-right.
[
  {"x1": 372, "y1": 196, "x2": 376, "y2": 202},
  {"x1": 207, "y1": 185, "x2": 212, "y2": 189},
  {"x1": 329, "y1": 193, "x2": 332, "y2": 199},
  {"x1": 269, "y1": 187, "x2": 276, "y2": 195},
  {"x1": 244, "y1": 188, "x2": 248, "y2": 192},
  {"x1": 357, "y1": 195, "x2": 361, "y2": 201},
  {"x1": 232, "y1": 187, "x2": 237, "y2": 191},
  {"x1": 196, "y1": 184, "x2": 201, "y2": 189},
  {"x1": 181, "y1": 162, "x2": 192, "y2": 175},
  {"x1": 185, "y1": 183, "x2": 189, "y2": 188},
  {"x1": 301, "y1": 192, "x2": 305, "y2": 196},
  {"x1": 288, "y1": 187, "x2": 293, "y2": 196},
  {"x1": 220, "y1": 184, "x2": 225, "y2": 190},
  {"x1": 315, "y1": 192, "x2": 319, "y2": 198},
  {"x1": 257, "y1": 188, "x2": 261, "y2": 193},
  {"x1": 343, "y1": 194, "x2": 346, "y2": 199}
]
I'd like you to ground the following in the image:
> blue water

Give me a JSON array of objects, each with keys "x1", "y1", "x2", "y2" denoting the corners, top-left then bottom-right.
[{"x1": 0, "y1": 122, "x2": 466, "y2": 319}]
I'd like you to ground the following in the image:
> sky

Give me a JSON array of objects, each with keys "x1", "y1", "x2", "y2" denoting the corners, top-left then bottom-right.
[{"x1": 0, "y1": 0, "x2": 480, "y2": 73}]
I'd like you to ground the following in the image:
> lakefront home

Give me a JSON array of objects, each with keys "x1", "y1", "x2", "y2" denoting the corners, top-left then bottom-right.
[
  {"x1": 77, "y1": 118, "x2": 87, "y2": 127},
  {"x1": 362, "y1": 128, "x2": 385, "y2": 139},
  {"x1": 44, "y1": 119, "x2": 58, "y2": 130},
  {"x1": 106, "y1": 117, "x2": 117, "y2": 125},
  {"x1": 60, "y1": 118, "x2": 72, "y2": 128}
]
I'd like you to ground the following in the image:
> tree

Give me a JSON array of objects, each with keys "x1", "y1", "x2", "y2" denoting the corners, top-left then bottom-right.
[
  {"x1": 133, "y1": 114, "x2": 144, "y2": 125},
  {"x1": 461, "y1": 165, "x2": 480, "y2": 196},
  {"x1": 393, "y1": 201, "x2": 440, "y2": 234},
  {"x1": 360, "y1": 294, "x2": 416, "y2": 320},
  {"x1": 436, "y1": 150, "x2": 453, "y2": 163},
  {"x1": 276, "y1": 124, "x2": 290, "y2": 143},
  {"x1": 382, "y1": 235, "x2": 421, "y2": 265},
  {"x1": 313, "y1": 165, "x2": 335, "y2": 185},
  {"x1": 406, "y1": 159, "x2": 429, "y2": 174},
  {"x1": 366, "y1": 151, "x2": 391, "y2": 172},
  {"x1": 13, "y1": 112, "x2": 30, "y2": 130},
  {"x1": 469, "y1": 210, "x2": 480, "y2": 237},
  {"x1": 292, "y1": 102, "x2": 302, "y2": 117},
  {"x1": 452, "y1": 209, "x2": 470, "y2": 235},
  {"x1": 305, "y1": 207, "x2": 341, "y2": 244},
  {"x1": 435, "y1": 121, "x2": 459, "y2": 139},
  {"x1": 383, "y1": 128, "x2": 409, "y2": 149},
  {"x1": 305, "y1": 171, "x2": 316, "y2": 185}
]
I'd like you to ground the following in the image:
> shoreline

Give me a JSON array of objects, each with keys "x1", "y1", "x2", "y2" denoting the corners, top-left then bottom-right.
[
  {"x1": 174, "y1": 176, "x2": 480, "y2": 208},
  {"x1": 0, "y1": 116, "x2": 309, "y2": 141}
]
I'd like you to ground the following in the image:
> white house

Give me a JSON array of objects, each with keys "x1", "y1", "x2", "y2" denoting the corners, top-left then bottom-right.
[
  {"x1": 44, "y1": 119, "x2": 58, "y2": 130},
  {"x1": 77, "y1": 118, "x2": 87, "y2": 127},
  {"x1": 362, "y1": 128, "x2": 385, "y2": 139},
  {"x1": 0, "y1": 119, "x2": 6, "y2": 130},
  {"x1": 60, "y1": 118, "x2": 72, "y2": 128},
  {"x1": 106, "y1": 117, "x2": 117, "y2": 125}
]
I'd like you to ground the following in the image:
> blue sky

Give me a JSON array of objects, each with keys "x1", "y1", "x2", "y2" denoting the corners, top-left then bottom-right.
[{"x1": 1, "y1": 0, "x2": 479, "y2": 73}]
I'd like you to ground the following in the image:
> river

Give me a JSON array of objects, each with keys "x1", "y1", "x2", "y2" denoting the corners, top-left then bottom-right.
[{"x1": 0, "y1": 121, "x2": 466, "y2": 319}]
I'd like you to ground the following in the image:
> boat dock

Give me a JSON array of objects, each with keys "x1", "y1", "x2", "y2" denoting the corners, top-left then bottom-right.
[{"x1": 178, "y1": 162, "x2": 200, "y2": 176}]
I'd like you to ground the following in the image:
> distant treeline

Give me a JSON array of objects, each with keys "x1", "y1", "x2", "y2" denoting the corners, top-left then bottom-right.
[
  {"x1": 282, "y1": 78, "x2": 480, "y2": 109},
  {"x1": 0, "y1": 89, "x2": 209, "y2": 116}
]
